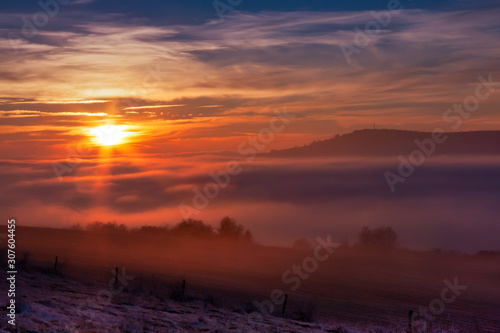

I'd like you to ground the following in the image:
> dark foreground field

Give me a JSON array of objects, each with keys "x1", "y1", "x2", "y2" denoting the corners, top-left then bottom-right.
[{"x1": 2, "y1": 226, "x2": 500, "y2": 332}]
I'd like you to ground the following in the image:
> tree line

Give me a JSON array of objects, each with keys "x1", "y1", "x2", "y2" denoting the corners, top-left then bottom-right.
[
  {"x1": 71, "y1": 216, "x2": 253, "y2": 242},
  {"x1": 72, "y1": 219, "x2": 398, "y2": 249}
]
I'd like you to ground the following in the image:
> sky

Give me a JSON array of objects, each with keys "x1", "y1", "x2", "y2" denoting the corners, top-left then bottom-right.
[{"x1": 1, "y1": 0, "x2": 500, "y2": 252}]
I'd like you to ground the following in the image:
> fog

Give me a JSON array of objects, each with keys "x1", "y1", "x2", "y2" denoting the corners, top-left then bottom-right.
[
  {"x1": 9, "y1": 226, "x2": 500, "y2": 330},
  {"x1": 3, "y1": 155, "x2": 500, "y2": 253}
]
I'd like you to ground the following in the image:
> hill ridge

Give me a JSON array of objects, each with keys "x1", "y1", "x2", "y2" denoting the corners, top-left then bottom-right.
[{"x1": 266, "y1": 128, "x2": 500, "y2": 157}]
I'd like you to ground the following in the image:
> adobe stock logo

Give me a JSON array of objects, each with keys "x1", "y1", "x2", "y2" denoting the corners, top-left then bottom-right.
[
  {"x1": 412, "y1": 277, "x2": 467, "y2": 333},
  {"x1": 340, "y1": 0, "x2": 404, "y2": 64},
  {"x1": 253, "y1": 235, "x2": 340, "y2": 315},
  {"x1": 8, "y1": 0, "x2": 72, "y2": 53},
  {"x1": 213, "y1": 0, "x2": 243, "y2": 21},
  {"x1": 384, "y1": 74, "x2": 500, "y2": 193},
  {"x1": 178, "y1": 107, "x2": 294, "y2": 219}
]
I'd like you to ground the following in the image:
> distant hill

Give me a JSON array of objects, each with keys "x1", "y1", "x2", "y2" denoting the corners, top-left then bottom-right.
[{"x1": 266, "y1": 129, "x2": 500, "y2": 157}]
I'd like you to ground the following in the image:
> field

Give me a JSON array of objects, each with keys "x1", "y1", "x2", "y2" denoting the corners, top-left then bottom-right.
[{"x1": 1, "y1": 227, "x2": 499, "y2": 332}]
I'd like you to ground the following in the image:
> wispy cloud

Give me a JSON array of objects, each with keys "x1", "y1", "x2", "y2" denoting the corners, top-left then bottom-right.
[
  {"x1": 1, "y1": 8, "x2": 499, "y2": 131},
  {"x1": 123, "y1": 104, "x2": 185, "y2": 110}
]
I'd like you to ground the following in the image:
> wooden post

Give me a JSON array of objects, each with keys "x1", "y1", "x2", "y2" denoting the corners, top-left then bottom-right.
[
  {"x1": 115, "y1": 267, "x2": 118, "y2": 285},
  {"x1": 282, "y1": 294, "x2": 288, "y2": 316},
  {"x1": 54, "y1": 256, "x2": 58, "y2": 274},
  {"x1": 408, "y1": 309, "x2": 413, "y2": 333}
]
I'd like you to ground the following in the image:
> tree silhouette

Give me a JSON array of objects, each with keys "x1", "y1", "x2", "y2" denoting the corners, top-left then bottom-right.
[
  {"x1": 218, "y1": 217, "x2": 243, "y2": 237},
  {"x1": 171, "y1": 219, "x2": 213, "y2": 238},
  {"x1": 86, "y1": 221, "x2": 127, "y2": 234},
  {"x1": 359, "y1": 226, "x2": 397, "y2": 249},
  {"x1": 243, "y1": 230, "x2": 253, "y2": 243},
  {"x1": 218, "y1": 216, "x2": 251, "y2": 240}
]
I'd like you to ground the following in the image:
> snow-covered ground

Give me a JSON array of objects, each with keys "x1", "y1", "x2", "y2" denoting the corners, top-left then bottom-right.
[
  {"x1": 3, "y1": 229, "x2": 499, "y2": 332},
  {"x1": 1, "y1": 269, "x2": 419, "y2": 333}
]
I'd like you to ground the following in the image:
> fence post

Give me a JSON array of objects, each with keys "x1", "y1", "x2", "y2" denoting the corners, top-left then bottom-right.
[
  {"x1": 282, "y1": 294, "x2": 288, "y2": 316},
  {"x1": 408, "y1": 309, "x2": 413, "y2": 333}
]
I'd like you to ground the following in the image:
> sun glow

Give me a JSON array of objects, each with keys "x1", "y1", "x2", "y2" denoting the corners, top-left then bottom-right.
[{"x1": 90, "y1": 125, "x2": 130, "y2": 146}]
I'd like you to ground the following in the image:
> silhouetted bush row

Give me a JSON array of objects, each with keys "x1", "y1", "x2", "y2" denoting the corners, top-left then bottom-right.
[
  {"x1": 70, "y1": 216, "x2": 253, "y2": 242},
  {"x1": 358, "y1": 226, "x2": 397, "y2": 249}
]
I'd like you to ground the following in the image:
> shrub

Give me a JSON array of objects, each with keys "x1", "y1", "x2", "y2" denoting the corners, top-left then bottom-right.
[
  {"x1": 358, "y1": 226, "x2": 397, "y2": 249},
  {"x1": 86, "y1": 221, "x2": 128, "y2": 234},
  {"x1": 218, "y1": 217, "x2": 244, "y2": 238},
  {"x1": 171, "y1": 219, "x2": 214, "y2": 238},
  {"x1": 218, "y1": 217, "x2": 252, "y2": 242}
]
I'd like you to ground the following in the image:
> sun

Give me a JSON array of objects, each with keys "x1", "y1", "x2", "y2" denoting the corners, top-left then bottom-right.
[{"x1": 89, "y1": 125, "x2": 129, "y2": 146}]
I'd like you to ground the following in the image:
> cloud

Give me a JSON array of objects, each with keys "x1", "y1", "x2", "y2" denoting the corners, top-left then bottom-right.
[
  {"x1": 2, "y1": 8, "x2": 499, "y2": 124},
  {"x1": 3, "y1": 155, "x2": 500, "y2": 210},
  {"x1": 2, "y1": 4, "x2": 500, "y2": 252}
]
